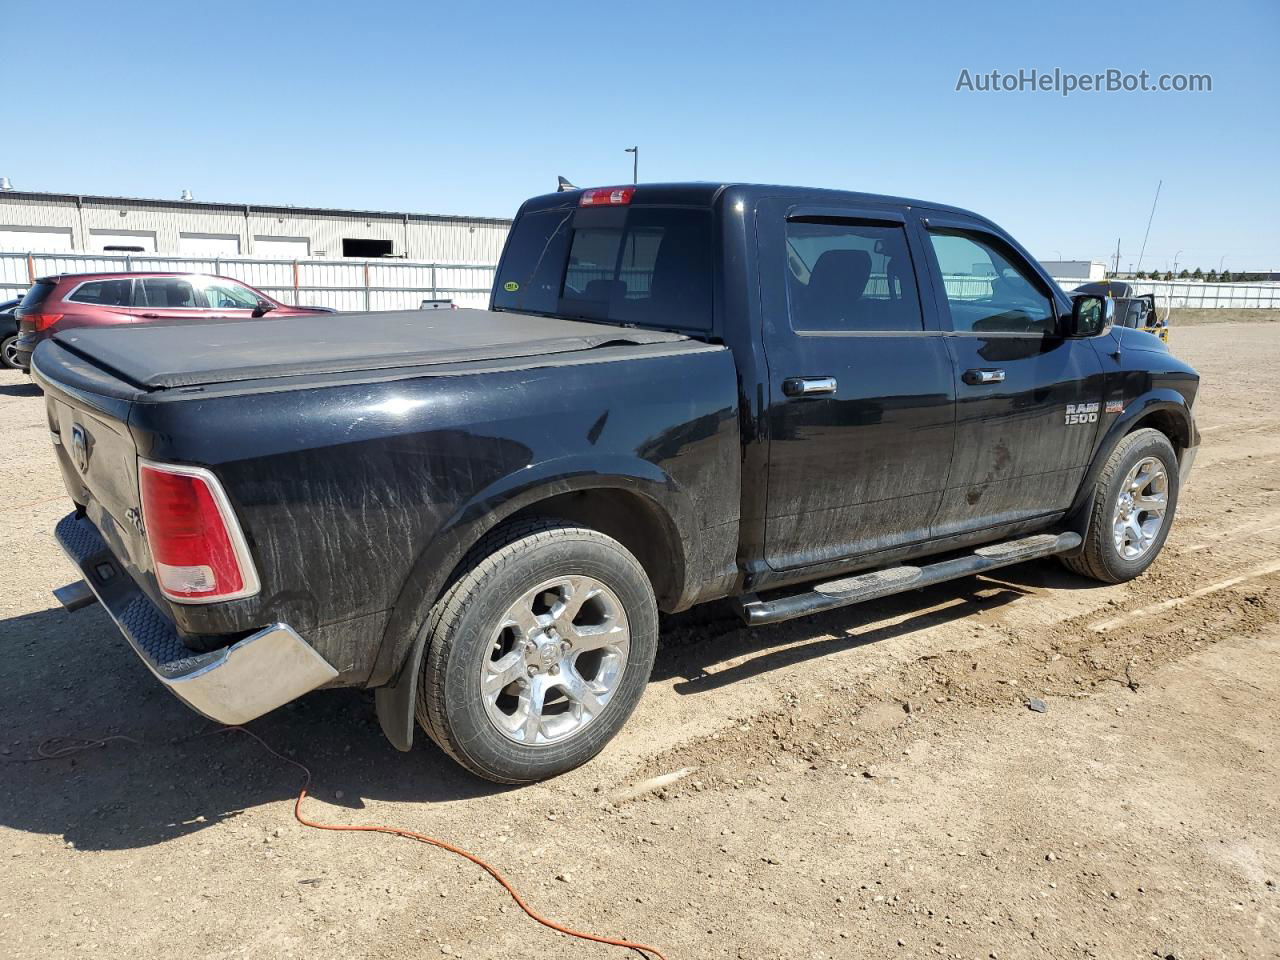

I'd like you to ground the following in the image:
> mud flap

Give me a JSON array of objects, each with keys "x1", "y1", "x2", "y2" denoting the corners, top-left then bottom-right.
[{"x1": 375, "y1": 677, "x2": 416, "y2": 752}]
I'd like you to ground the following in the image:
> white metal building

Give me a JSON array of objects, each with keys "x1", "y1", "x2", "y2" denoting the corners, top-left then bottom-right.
[
  {"x1": 0, "y1": 190, "x2": 512, "y2": 263},
  {"x1": 1037, "y1": 259, "x2": 1107, "y2": 281}
]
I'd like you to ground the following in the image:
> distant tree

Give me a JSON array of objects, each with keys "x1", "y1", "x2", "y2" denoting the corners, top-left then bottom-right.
[
  {"x1": 1192, "y1": 267, "x2": 1203, "y2": 280},
  {"x1": 1135, "y1": 270, "x2": 1147, "y2": 279},
  {"x1": 1220, "y1": 269, "x2": 1233, "y2": 282},
  {"x1": 1164, "y1": 271, "x2": 1174, "y2": 281},
  {"x1": 1178, "y1": 269, "x2": 1190, "y2": 279},
  {"x1": 1206, "y1": 269, "x2": 1218, "y2": 282}
]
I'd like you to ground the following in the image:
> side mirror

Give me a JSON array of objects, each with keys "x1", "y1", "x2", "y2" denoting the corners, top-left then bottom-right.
[
  {"x1": 252, "y1": 300, "x2": 276, "y2": 319},
  {"x1": 1067, "y1": 294, "x2": 1113, "y2": 338}
]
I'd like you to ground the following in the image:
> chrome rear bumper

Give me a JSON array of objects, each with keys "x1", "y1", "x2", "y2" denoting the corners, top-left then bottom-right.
[{"x1": 54, "y1": 511, "x2": 336, "y2": 725}]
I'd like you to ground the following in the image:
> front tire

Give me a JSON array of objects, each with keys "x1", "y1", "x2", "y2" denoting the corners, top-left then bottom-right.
[
  {"x1": 415, "y1": 519, "x2": 658, "y2": 783},
  {"x1": 1062, "y1": 427, "x2": 1180, "y2": 583}
]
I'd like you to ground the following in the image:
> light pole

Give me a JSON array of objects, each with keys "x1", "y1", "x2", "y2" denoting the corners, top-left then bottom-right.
[{"x1": 625, "y1": 146, "x2": 638, "y2": 184}]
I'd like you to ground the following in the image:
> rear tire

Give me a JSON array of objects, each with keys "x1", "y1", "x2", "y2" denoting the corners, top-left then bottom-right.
[
  {"x1": 415, "y1": 518, "x2": 658, "y2": 783},
  {"x1": 1, "y1": 334, "x2": 21, "y2": 370},
  {"x1": 1061, "y1": 427, "x2": 1179, "y2": 584}
]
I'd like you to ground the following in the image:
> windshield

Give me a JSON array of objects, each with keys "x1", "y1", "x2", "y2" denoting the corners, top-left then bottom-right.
[{"x1": 492, "y1": 205, "x2": 712, "y2": 332}]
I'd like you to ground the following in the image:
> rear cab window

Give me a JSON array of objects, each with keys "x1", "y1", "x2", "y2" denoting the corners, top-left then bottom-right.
[{"x1": 493, "y1": 203, "x2": 713, "y2": 333}]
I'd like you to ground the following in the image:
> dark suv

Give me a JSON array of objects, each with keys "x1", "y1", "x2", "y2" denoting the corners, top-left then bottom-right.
[{"x1": 12, "y1": 272, "x2": 331, "y2": 371}]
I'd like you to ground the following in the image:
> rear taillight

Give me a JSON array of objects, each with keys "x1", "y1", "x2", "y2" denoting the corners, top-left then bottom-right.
[
  {"x1": 138, "y1": 461, "x2": 259, "y2": 603},
  {"x1": 579, "y1": 186, "x2": 635, "y2": 207},
  {"x1": 28, "y1": 312, "x2": 64, "y2": 332}
]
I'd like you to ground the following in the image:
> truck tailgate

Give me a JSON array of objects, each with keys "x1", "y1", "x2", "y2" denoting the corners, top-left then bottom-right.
[{"x1": 39, "y1": 367, "x2": 158, "y2": 606}]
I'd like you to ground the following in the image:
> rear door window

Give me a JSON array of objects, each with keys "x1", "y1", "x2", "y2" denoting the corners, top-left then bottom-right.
[
  {"x1": 785, "y1": 220, "x2": 923, "y2": 332},
  {"x1": 66, "y1": 279, "x2": 134, "y2": 306},
  {"x1": 136, "y1": 277, "x2": 206, "y2": 308},
  {"x1": 494, "y1": 206, "x2": 713, "y2": 331}
]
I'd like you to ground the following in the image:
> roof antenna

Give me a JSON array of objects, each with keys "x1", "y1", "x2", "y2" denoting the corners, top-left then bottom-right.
[
  {"x1": 556, "y1": 176, "x2": 578, "y2": 193},
  {"x1": 1134, "y1": 179, "x2": 1161, "y2": 274}
]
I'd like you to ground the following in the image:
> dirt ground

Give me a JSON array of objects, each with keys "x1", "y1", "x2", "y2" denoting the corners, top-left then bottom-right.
[{"x1": 1, "y1": 323, "x2": 1277, "y2": 960}]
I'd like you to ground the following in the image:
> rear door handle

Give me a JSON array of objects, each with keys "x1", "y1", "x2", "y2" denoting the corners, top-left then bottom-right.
[
  {"x1": 962, "y1": 368, "x2": 1006, "y2": 385},
  {"x1": 782, "y1": 376, "x2": 837, "y2": 397}
]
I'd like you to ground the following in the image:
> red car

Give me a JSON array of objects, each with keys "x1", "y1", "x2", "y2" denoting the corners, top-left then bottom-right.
[{"x1": 12, "y1": 272, "x2": 332, "y2": 371}]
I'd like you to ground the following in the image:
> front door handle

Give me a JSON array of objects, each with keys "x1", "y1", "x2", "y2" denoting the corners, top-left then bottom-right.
[
  {"x1": 962, "y1": 368, "x2": 1006, "y2": 385},
  {"x1": 139, "y1": 313, "x2": 162, "y2": 319},
  {"x1": 783, "y1": 376, "x2": 837, "y2": 397}
]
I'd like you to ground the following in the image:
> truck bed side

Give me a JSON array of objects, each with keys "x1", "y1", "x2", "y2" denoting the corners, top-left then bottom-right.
[{"x1": 35, "y1": 338, "x2": 742, "y2": 685}]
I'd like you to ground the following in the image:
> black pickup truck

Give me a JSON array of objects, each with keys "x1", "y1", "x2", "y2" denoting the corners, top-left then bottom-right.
[{"x1": 33, "y1": 182, "x2": 1199, "y2": 783}]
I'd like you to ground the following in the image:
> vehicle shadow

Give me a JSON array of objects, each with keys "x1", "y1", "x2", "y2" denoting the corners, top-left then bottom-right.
[
  {"x1": 0, "y1": 603, "x2": 509, "y2": 853},
  {"x1": 980, "y1": 559, "x2": 1100, "y2": 592},
  {"x1": 0, "y1": 562, "x2": 1059, "y2": 852},
  {"x1": 654, "y1": 572, "x2": 1030, "y2": 694},
  {"x1": 0, "y1": 380, "x2": 40, "y2": 398}
]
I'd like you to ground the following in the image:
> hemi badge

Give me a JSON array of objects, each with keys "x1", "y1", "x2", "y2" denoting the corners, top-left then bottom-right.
[{"x1": 1105, "y1": 400, "x2": 1124, "y2": 414}]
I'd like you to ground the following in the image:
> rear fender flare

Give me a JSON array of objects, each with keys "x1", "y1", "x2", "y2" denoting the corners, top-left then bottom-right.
[{"x1": 373, "y1": 455, "x2": 695, "y2": 751}]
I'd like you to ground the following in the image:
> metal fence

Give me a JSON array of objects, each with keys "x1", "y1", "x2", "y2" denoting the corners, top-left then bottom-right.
[
  {"x1": 945, "y1": 275, "x2": 1280, "y2": 308},
  {"x1": 0, "y1": 251, "x2": 497, "y2": 310},
  {"x1": 1082, "y1": 279, "x2": 1280, "y2": 309},
  {"x1": 3, "y1": 250, "x2": 1279, "y2": 312}
]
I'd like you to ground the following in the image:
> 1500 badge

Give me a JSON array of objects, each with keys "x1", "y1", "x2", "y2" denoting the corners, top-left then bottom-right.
[{"x1": 1065, "y1": 402, "x2": 1100, "y2": 425}]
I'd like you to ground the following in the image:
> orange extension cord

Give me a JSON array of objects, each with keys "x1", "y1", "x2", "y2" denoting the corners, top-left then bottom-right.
[{"x1": 30, "y1": 728, "x2": 669, "y2": 960}]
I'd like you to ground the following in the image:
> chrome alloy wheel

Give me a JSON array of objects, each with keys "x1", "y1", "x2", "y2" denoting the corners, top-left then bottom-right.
[
  {"x1": 481, "y1": 576, "x2": 631, "y2": 745},
  {"x1": 1, "y1": 337, "x2": 20, "y2": 370},
  {"x1": 1112, "y1": 456, "x2": 1169, "y2": 560}
]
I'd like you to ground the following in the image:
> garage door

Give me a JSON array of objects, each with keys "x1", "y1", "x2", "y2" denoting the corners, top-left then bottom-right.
[
  {"x1": 89, "y1": 229, "x2": 157, "y2": 253},
  {"x1": 254, "y1": 235, "x2": 310, "y2": 259},
  {"x1": 179, "y1": 232, "x2": 241, "y2": 256},
  {"x1": 0, "y1": 226, "x2": 73, "y2": 252}
]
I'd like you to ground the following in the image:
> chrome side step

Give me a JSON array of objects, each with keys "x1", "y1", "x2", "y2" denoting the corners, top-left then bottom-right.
[{"x1": 734, "y1": 531, "x2": 1082, "y2": 626}]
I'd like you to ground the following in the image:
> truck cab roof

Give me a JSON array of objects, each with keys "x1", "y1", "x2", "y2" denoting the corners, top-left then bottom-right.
[{"x1": 520, "y1": 181, "x2": 995, "y2": 225}]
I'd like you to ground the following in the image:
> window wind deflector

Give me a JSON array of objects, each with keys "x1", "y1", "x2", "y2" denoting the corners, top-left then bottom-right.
[{"x1": 786, "y1": 205, "x2": 906, "y2": 224}]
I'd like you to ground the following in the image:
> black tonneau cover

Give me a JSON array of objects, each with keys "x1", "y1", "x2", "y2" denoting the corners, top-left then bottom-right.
[{"x1": 51, "y1": 308, "x2": 688, "y2": 390}]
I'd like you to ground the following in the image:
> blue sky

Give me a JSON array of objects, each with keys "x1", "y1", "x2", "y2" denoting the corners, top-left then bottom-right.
[{"x1": 7, "y1": 0, "x2": 1277, "y2": 270}]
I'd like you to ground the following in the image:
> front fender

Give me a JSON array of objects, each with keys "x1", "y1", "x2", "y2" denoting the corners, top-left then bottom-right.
[
  {"x1": 1063, "y1": 388, "x2": 1198, "y2": 546},
  {"x1": 371, "y1": 455, "x2": 696, "y2": 751}
]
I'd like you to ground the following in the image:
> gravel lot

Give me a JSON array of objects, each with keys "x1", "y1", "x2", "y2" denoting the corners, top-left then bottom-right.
[{"x1": 2, "y1": 323, "x2": 1277, "y2": 960}]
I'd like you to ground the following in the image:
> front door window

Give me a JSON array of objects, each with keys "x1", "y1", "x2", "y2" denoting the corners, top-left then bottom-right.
[{"x1": 927, "y1": 230, "x2": 1055, "y2": 335}]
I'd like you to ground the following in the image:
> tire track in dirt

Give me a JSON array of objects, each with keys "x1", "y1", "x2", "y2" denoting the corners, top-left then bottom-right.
[{"x1": 619, "y1": 570, "x2": 1280, "y2": 797}]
